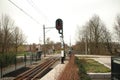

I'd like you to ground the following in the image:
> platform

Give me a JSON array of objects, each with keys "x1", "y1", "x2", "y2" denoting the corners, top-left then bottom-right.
[{"x1": 40, "y1": 61, "x2": 68, "y2": 80}]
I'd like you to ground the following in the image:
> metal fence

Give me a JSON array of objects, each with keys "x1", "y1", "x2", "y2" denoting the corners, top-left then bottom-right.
[
  {"x1": 111, "y1": 56, "x2": 120, "y2": 80},
  {"x1": 0, "y1": 52, "x2": 42, "y2": 78}
]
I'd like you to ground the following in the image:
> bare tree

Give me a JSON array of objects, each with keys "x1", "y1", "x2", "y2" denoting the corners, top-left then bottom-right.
[
  {"x1": 0, "y1": 14, "x2": 26, "y2": 53},
  {"x1": 113, "y1": 14, "x2": 120, "y2": 55},
  {"x1": 0, "y1": 20, "x2": 2, "y2": 52},
  {"x1": 77, "y1": 15, "x2": 112, "y2": 55},
  {"x1": 0, "y1": 14, "x2": 14, "y2": 53},
  {"x1": 89, "y1": 15, "x2": 112, "y2": 54},
  {"x1": 13, "y1": 27, "x2": 26, "y2": 53},
  {"x1": 45, "y1": 37, "x2": 54, "y2": 54},
  {"x1": 114, "y1": 15, "x2": 120, "y2": 41}
]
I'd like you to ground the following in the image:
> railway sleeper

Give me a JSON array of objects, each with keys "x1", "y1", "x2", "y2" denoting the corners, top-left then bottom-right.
[
  {"x1": 32, "y1": 59, "x2": 57, "y2": 80},
  {"x1": 14, "y1": 57, "x2": 58, "y2": 80}
]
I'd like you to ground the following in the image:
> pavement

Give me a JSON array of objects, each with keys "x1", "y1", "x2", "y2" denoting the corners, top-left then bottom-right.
[
  {"x1": 93, "y1": 57, "x2": 111, "y2": 69},
  {"x1": 40, "y1": 61, "x2": 68, "y2": 80}
]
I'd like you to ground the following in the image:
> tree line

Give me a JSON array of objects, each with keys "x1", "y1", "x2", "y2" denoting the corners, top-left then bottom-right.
[
  {"x1": 0, "y1": 14, "x2": 26, "y2": 54},
  {"x1": 75, "y1": 14, "x2": 120, "y2": 55}
]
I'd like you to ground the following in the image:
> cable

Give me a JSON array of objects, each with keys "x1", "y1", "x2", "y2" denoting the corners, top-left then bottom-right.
[
  {"x1": 27, "y1": 0, "x2": 51, "y2": 24},
  {"x1": 8, "y1": 0, "x2": 43, "y2": 26},
  {"x1": 27, "y1": 0, "x2": 46, "y2": 19}
]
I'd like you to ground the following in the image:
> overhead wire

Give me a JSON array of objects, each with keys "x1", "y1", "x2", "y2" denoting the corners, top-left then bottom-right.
[
  {"x1": 8, "y1": 0, "x2": 43, "y2": 26},
  {"x1": 8, "y1": 0, "x2": 57, "y2": 43},
  {"x1": 27, "y1": 0, "x2": 56, "y2": 39},
  {"x1": 26, "y1": 0, "x2": 54, "y2": 30},
  {"x1": 27, "y1": 0, "x2": 52, "y2": 25}
]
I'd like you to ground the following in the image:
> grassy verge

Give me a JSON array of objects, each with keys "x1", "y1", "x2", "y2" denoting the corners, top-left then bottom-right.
[
  {"x1": 75, "y1": 57, "x2": 91, "y2": 80},
  {"x1": 78, "y1": 58, "x2": 110, "y2": 73}
]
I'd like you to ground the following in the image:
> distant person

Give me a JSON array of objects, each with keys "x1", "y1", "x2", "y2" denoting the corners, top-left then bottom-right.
[
  {"x1": 68, "y1": 49, "x2": 72, "y2": 58},
  {"x1": 36, "y1": 48, "x2": 42, "y2": 60}
]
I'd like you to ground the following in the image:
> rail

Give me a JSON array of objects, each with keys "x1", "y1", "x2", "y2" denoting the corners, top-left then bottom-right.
[{"x1": 14, "y1": 57, "x2": 59, "y2": 80}]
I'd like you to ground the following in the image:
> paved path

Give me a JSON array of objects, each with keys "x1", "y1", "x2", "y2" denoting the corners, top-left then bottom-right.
[{"x1": 93, "y1": 57, "x2": 111, "y2": 69}]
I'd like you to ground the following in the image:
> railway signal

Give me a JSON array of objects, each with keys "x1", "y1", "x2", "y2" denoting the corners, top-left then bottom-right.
[
  {"x1": 55, "y1": 18, "x2": 65, "y2": 64},
  {"x1": 56, "y1": 18, "x2": 63, "y2": 34}
]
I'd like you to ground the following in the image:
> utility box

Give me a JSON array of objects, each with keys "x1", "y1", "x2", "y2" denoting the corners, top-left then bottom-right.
[{"x1": 111, "y1": 57, "x2": 120, "y2": 80}]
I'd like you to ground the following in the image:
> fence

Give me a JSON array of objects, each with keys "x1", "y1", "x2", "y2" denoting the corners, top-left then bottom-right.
[
  {"x1": 0, "y1": 52, "x2": 42, "y2": 78},
  {"x1": 111, "y1": 56, "x2": 120, "y2": 80}
]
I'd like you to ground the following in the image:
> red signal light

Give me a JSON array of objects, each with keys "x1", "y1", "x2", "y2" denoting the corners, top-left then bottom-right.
[{"x1": 56, "y1": 19, "x2": 63, "y2": 30}]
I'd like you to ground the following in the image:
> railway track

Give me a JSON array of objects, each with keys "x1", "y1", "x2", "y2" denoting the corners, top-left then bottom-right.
[{"x1": 14, "y1": 57, "x2": 59, "y2": 80}]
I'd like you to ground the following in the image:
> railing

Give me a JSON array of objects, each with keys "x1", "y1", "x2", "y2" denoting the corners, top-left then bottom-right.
[{"x1": 0, "y1": 52, "x2": 42, "y2": 78}]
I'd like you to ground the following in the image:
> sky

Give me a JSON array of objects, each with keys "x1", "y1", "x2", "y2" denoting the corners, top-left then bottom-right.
[{"x1": 0, "y1": 0, "x2": 120, "y2": 45}]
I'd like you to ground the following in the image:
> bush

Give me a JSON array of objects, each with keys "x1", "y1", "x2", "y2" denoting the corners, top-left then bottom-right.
[{"x1": 0, "y1": 53, "x2": 16, "y2": 67}]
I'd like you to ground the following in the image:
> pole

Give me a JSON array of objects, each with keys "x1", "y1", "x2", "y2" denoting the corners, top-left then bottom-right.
[
  {"x1": 24, "y1": 54, "x2": 26, "y2": 67},
  {"x1": 43, "y1": 25, "x2": 46, "y2": 57},
  {"x1": 0, "y1": 61, "x2": 2, "y2": 78},
  {"x1": 43, "y1": 25, "x2": 55, "y2": 57},
  {"x1": 69, "y1": 35, "x2": 71, "y2": 47},
  {"x1": 15, "y1": 54, "x2": 17, "y2": 70},
  {"x1": 60, "y1": 29, "x2": 65, "y2": 64},
  {"x1": 85, "y1": 37, "x2": 87, "y2": 55},
  {"x1": 85, "y1": 31, "x2": 87, "y2": 55},
  {"x1": 60, "y1": 36, "x2": 64, "y2": 64}
]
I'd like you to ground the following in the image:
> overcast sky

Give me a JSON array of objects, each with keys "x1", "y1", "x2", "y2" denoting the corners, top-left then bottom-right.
[{"x1": 0, "y1": 0, "x2": 120, "y2": 45}]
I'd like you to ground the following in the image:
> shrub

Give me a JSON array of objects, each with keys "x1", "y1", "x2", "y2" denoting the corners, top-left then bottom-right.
[{"x1": 0, "y1": 53, "x2": 16, "y2": 67}]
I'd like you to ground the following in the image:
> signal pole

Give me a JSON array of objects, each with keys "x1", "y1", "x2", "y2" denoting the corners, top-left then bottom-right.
[
  {"x1": 60, "y1": 32, "x2": 64, "y2": 64},
  {"x1": 55, "y1": 18, "x2": 65, "y2": 64}
]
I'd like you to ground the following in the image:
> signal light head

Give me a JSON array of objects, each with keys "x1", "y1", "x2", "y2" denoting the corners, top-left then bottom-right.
[{"x1": 56, "y1": 19, "x2": 63, "y2": 30}]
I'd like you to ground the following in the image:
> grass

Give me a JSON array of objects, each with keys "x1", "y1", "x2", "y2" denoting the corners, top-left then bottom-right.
[
  {"x1": 75, "y1": 57, "x2": 91, "y2": 80},
  {"x1": 16, "y1": 52, "x2": 29, "y2": 56},
  {"x1": 79, "y1": 58, "x2": 111, "y2": 73}
]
